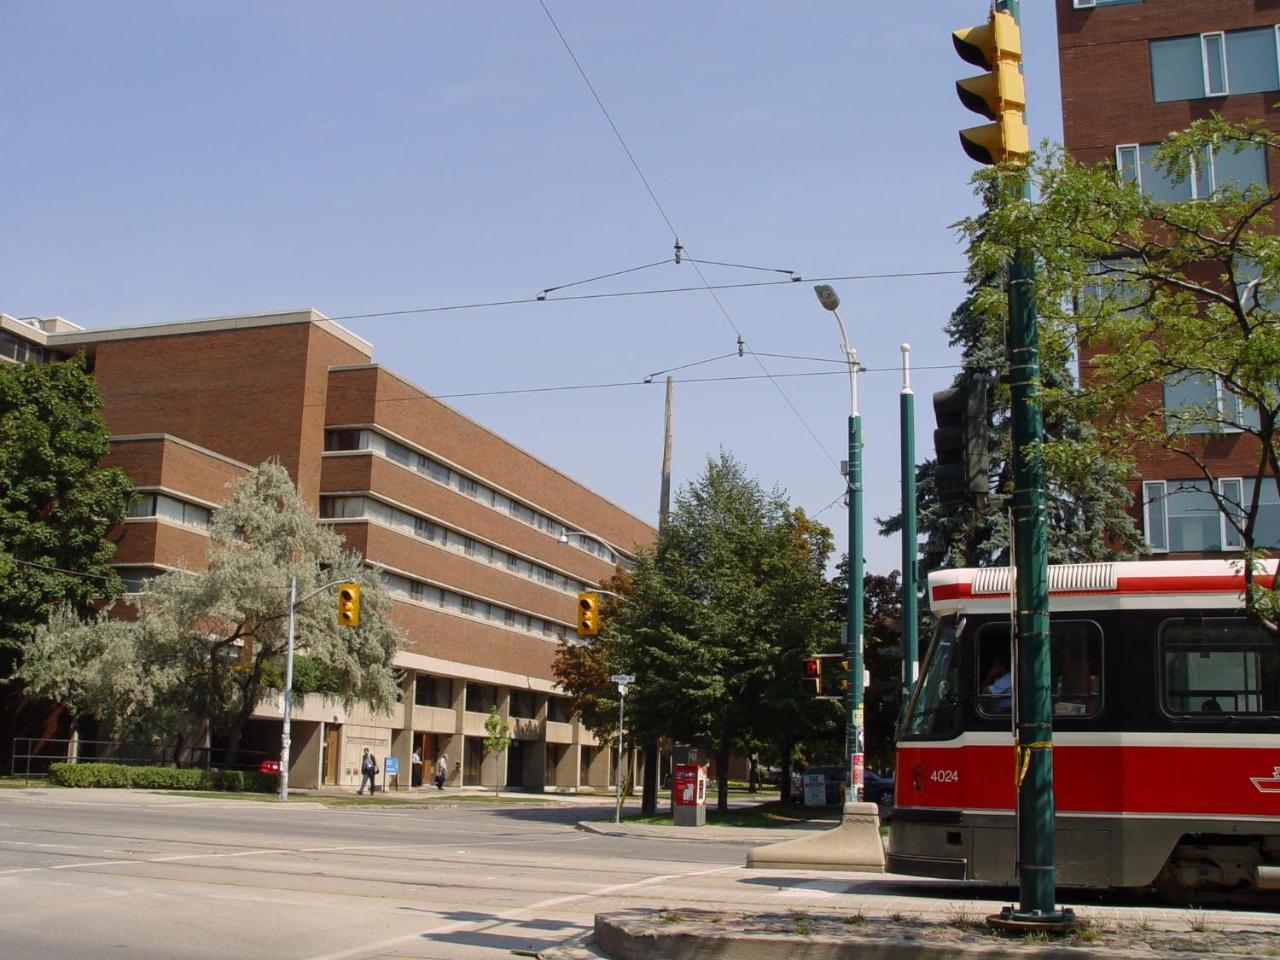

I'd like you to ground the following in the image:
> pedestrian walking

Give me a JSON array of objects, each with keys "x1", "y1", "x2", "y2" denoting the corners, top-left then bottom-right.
[
  {"x1": 358, "y1": 747, "x2": 378, "y2": 795},
  {"x1": 434, "y1": 752, "x2": 448, "y2": 790}
]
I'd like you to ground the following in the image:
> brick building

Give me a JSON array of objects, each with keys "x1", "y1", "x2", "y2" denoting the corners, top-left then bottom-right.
[
  {"x1": 1056, "y1": 0, "x2": 1279, "y2": 557},
  {"x1": 1, "y1": 309, "x2": 654, "y2": 790}
]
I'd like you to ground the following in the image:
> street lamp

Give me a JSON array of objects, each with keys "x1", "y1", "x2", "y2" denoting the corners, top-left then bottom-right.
[{"x1": 813, "y1": 284, "x2": 865, "y2": 805}]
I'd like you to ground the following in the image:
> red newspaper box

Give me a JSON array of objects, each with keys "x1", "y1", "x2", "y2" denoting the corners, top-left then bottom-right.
[{"x1": 673, "y1": 763, "x2": 706, "y2": 826}]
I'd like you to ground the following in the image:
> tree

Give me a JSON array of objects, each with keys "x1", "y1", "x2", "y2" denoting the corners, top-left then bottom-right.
[
  {"x1": 879, "y1": 194, "x2": 1141, "y2": 574},
  {"x1": 555, "y1": 452, "x2": 839, "y2": 813},
  {"x1": 0, "y1": 355, "x2": 133, "y2": 748},
  {"x1": 482, "y1": 705, "x2": 510, "y2": 796},
  {"x1": 970, "y1": 118, "x2": 1280, "y2": 628},
  {"x1": 830, "y1": 561, "x2": 903, "y2": 774},
  {"x1": 18, "y1": 460, "x2": 403, "y2": 763}
]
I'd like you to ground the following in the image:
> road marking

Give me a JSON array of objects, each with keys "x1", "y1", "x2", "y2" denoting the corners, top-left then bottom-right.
[
  {"x1": 300, "y1": 863, "x2": 740, "y2": 960},
  {"x1": 0, "y1": 829, "x2": 588, "y2": 876}
]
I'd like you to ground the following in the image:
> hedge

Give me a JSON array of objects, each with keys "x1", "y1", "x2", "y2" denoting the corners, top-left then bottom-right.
[{"x1": 49, "y1": 762, "x2": 275, "y2": 792}]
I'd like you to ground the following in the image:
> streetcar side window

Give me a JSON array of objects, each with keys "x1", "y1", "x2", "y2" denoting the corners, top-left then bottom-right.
[
  {"x1": 1160, "y1": 618, "x2": 1280, "y2": 716},
  {"x1": 975, "y1": 620, "x2": 1104, "y2": 718},
  {"x1": 901, "y1": 620, "x2": 962, "y2": 739}
]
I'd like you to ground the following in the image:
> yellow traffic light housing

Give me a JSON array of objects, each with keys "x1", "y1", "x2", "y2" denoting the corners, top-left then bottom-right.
[
  {"x1": 337, "y1": 582, "x2": 361, "y2": 627},
  {"x1": 577, "y1": 592, "x2": 600, "y2": 637},
  {"x1": 953, "y1": 10, "x2": 1028, "y2": 165}
]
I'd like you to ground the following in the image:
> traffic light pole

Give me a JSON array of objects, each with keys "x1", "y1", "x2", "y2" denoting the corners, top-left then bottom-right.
[
  {"x1": 899, "y1": 345, "x2": 918, "y2": 698},
  {"x1": 994, "y1": 0, "x2": 1073, "y2": 928},
  {"x1": 279, "y1": 577, "x2": 351, "y2": 803}
]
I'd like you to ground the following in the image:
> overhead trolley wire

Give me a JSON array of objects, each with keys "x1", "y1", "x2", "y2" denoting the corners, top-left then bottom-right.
[
  {"x1": 322, "y1": 269, "x2": 964, "y2": 323},
  {"x1": 537, "y1": 0, "x2": 846, "y2": 467}
]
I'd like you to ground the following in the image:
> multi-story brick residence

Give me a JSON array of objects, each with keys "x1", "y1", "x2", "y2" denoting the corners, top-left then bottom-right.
[
  {"x1": 1, "y1": 310, "x2": 654, "y2": 790},
  {"x1": 1056, "y1": 0, "x2": 1279, "y2": 557}
]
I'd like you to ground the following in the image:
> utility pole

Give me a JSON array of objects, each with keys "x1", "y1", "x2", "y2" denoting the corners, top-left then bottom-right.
[
  {"x1": 899, "y1": 344, "x2": 918, "y2": 697},
  {"x1": 813, "y1": 284, "x2": 864, "y2": 804},
  {"x1": 952, "y1": 0, "x2": 1075, "y2": 928},
  {"x1": 641, "y1": 376, "x2": 673, "y2": 816}
]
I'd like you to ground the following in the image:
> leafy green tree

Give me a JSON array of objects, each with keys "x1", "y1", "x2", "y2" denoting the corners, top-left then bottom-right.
[
  {"x1": 880, "y1": 209, "x2": 1140, "y2": 574},
  {"x1": 555, "y1": 453, "x2": 839, "y2": 813},
  {"x1": 970, "y1": 118, "x2": 1280, "y2": 627},
  {"x1": 829, "y1": 561, "x2": 903, "y2": 774},
  {"x1": 482, "y1": 705, "x2": 510, "y2": 796},
  {"x1": 0, "y1": 355, "x2": 133, "y2": 746},
  {"x1": 18, "y1": 460, "x2": 403, "y2": 763}
]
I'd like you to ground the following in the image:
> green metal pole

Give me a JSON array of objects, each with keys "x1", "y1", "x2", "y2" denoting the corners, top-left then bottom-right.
[
  {"x1": 848, "y1": 410, "x2": 864, "y2": 801},
  {"x1": 899, "y1": 345, "x2": 918, "y2": 698},
  {"x1": 995, "y1": 0, "x2": 1070, "y2": 926}
]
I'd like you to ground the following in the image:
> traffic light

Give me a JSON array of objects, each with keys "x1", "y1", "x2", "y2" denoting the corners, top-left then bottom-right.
[
  {"x1": 577, "y1": 592, "x2": 600, "y2": 637},
  {"x1": 801, "y1": 657, "x2": 822, "y2": 696},
  {"x1": 337, "y1": 582, "x2": 361, "y2": 627},
  {"x1": 933, "y1": 375, "x2": 990, "y2": 507},
  {"x1": 953, "y1": 9, "x2": 1028, "y2": 165},
  {"x1": 835, "y1": 659, "x2": 851, "y2": 693}
]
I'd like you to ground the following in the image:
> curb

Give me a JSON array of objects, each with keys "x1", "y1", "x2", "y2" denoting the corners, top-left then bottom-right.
[{"x1": 575, "y1": 821, "x2": 813, "y2": 846}]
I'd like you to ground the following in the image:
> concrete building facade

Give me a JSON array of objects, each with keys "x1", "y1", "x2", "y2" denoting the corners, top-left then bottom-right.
[
  {"x1": 1, "y1": 310, "x2": 653, "y2": 791},
  {"x1": 1055, "y1": 0, "x2": 1279, "y2": 558}
]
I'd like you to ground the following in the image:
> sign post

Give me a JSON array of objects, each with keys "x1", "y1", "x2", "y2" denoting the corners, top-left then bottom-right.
[
  {"x1": 610, "y1": 674, "x2": 635, "y2": 824},
  {"x1": 384, "y1": 755, "x2": 400, "y2": 793}
]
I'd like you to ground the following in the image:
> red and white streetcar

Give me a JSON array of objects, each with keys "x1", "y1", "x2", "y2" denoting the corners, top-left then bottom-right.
[{"x1": 889, "y1": 559, "x2": 1280, "y2": 902}]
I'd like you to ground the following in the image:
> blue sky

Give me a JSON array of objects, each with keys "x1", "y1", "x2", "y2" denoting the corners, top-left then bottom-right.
[{"x1": 1, "y1": 2, "x2": 1064, "y2": 574}]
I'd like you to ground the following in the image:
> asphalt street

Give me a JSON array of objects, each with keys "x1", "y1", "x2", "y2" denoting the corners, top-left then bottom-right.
[{"x1": 0, "y1": 789, "x2": 1273, "y2": 960}]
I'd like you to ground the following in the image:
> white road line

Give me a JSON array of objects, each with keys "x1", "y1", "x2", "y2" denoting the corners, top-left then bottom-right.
[
  {"x1": 0, "y1": 828, "x2": 589, "y2": 876},
  {"x1": 300, "y1": 863, "x2": 740, "y2": 960}
]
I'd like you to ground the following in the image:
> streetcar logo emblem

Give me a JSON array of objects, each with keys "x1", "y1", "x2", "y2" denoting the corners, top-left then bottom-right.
[{"x1": 1251, "y1": 767, "x2": 1280, "y2": 794}]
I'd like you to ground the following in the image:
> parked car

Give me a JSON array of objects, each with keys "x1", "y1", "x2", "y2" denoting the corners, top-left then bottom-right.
[
  {"x1": 790, "y1": 766, "x2": 895, "y2": 809},
  {"x1": 863, "y1": 769, "x2": 894, "y2": 814}
]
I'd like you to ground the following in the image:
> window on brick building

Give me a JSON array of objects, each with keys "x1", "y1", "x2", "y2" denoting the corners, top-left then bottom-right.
[
  {"x1": 465, "y1": 683, "x2": 498, "y2": 713},
  {"x1": 1143, "y1": 478, "x2": 1280, "y2": 552},
  {"x1": 1152, "y1": 27, "x2": 1280, "y2": 102},
  {"x1": 1116, "y1": 141, "x2": 1266, "y2": 201},
  {"x1": 414, "y1": 674, "x2": 452, "y2": 709},
  {"x1": 1163, "y1": 372, "x2": 1256, "y2": 435},
  {"x1": 1073, "y1": 0, "x2": 1143, "y2": 7}
]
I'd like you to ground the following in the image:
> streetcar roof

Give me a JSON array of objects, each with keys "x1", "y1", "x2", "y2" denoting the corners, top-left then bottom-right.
[{"x1": 928, "y1": 559, "x2": 1279, "y2": 615}]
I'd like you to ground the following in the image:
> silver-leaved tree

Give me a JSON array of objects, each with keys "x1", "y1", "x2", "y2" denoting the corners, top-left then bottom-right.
[{"x1": 19, "y1": 460, "x2": 403, "y2": 765}]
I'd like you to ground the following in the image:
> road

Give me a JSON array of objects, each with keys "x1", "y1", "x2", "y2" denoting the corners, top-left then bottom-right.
[{"x1": 0, "y1": 789, "x2": 1273, "y2": 959}]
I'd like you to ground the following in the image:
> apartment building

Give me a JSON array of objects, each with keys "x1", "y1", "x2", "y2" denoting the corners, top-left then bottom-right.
[
  {"x1": 1, "y1": 310, "x2": 654, "y2": 790},
  {"x1": 1056, "y1": 0, "x2": 1279, "y2": 557}
]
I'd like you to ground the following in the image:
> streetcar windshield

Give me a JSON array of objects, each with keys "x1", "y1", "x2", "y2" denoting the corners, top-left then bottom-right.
[{"x1": 901, "y1": 617, "x2": 962, "y2": 739}]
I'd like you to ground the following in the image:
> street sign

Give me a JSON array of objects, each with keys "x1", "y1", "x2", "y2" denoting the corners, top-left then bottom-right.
[
  {"x1": 610, "y1": 674, "x2": 636, "y2": 684},
  {"x1": 384, "y1": 756, "x2": 400, "y2": 776}
]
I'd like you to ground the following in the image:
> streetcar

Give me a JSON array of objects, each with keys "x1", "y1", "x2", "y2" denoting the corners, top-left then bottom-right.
[{"x1": 888, "y1": 559, "x2": 1280, "y2": 902}]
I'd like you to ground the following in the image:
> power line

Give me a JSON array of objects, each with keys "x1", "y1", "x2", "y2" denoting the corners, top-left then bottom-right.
[
  {"x1": 537, "y1": 1, "x2": 841, "y2": 470},
  {"x1": 12, "y1": 557, "x2": 117, "y2": 582},
  {"x1": 374, "y1": 361, "x2": 971, "y2": 402},
  {"x1": 324, "y1": 270, "x2": 965, "y2": 323}
]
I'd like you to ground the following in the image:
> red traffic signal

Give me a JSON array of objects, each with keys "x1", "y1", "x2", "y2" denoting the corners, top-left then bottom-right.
[{"x1": 801, "y1": 657, "x2": 822, "y2": 696}]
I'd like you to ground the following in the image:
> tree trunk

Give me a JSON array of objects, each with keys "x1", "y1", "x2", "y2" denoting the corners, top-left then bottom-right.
[
  {"x1": 715, "y1": 746, "x2": 730, "y2": 813},
  {"x1": 779, "y1": 739, "x2": 794, "y2": 805},
  {"x1": 641, "y1": 738, "x2": 659, "y2": 815}
]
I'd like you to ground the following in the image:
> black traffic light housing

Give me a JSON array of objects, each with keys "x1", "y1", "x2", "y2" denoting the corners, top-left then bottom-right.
[
  {"x1": 933, "y1": 374, "x2": 991, "y2": 507},
  {"x1": 800, "y1": 657, "x2": 822, "y2": 696}
]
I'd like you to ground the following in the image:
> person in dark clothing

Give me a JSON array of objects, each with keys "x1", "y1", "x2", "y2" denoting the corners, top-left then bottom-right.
[{"x1": 358, "y1": 748, "x2": 378, "y2": 795}]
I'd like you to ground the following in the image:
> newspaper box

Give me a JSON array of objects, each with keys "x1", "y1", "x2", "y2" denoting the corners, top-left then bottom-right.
[{"x1": 673, "y1": 762, "x2": 706, "y2": 827}]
